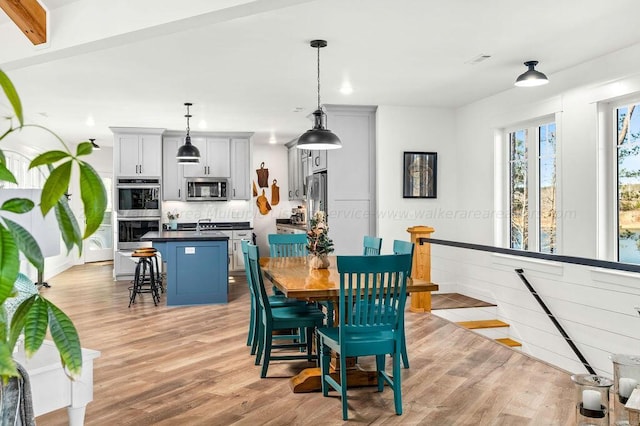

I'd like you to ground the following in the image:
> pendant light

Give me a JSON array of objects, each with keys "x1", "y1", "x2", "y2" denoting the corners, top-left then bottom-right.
[
  {"x1": 176, "y1": 102, "x2": 201, "y2": 164},
  {"x1": 89, "y1": 138, "x2": 100, "y2": 151},
  {"x1": 514, "y1": 61, "x2": 549, "y2": 87},
  {"x1": 296, "y1": 39, "x2": 342, "y2": 150}
]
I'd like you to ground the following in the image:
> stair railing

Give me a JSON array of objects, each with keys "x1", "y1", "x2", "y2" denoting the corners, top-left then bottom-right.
[{"x1": 417, "y1": 237, "x2": 640, "y2": 374}]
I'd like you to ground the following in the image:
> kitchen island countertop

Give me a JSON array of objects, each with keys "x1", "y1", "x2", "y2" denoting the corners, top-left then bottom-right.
[{"x1": 141, "y1": 230, "x2": 230, "y2": 242}]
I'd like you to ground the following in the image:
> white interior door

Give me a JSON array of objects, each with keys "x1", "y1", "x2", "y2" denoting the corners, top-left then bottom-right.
[{"x1": 84, "y1": 174, "x2": 113, "y2": 263}]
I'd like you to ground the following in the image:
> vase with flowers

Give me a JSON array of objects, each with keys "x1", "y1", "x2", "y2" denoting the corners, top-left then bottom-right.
[
  {"x1": 167, "y1": 210, "x2": 179, "y2": 230},
  {"x1": 307, "y1": 211, "x2": 334, "y2": 269}
]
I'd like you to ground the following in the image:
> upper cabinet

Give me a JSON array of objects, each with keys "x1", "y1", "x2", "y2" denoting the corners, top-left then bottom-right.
[
  {"x1": 112, "y1": 128, "x2": 163, "y2": 177},
  {"x1": 310, "y1": 149, "x2": 327, "y2": 172},
  {"x1": 286, "y1": 139, "x2": 309, "y2": 200},
  {"x1": 161, "y1": 131, "x2": 253, "y2": 201},
  {"x1": 230, "y1": 138, "x2": 251, "y2": 200},
  {"x1": 183, "y1": 137, "x2": 230, "y2": 178},
  {"x1": 162, "y1": 136, "x2": 185, "y2": 201}
]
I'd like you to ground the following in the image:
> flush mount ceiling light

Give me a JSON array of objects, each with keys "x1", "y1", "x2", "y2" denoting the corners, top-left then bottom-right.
[
  {"x1": 296, "y1": 39, "x2": 342, "y2": 150},
  {"x1": 514, "y1": 60, "x2": 549, "y2": 87},
  {"x1": 176, "y1": 102, "x2": 201, "y2": 164},
  {"x1": 89, "y1": 138, "x2": 100, "y2": 151}
]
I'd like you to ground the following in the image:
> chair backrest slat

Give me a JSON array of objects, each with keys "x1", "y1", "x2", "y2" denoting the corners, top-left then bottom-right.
[
  {"x1": 337, "y1": 254, "x2": 412, "y2": 340},
  {"x1": 268, "y1": 233, "x2": 308, "y2": 257},
  {"x1": 363, "y1": 236, "x2": 382, "y2": 256}
]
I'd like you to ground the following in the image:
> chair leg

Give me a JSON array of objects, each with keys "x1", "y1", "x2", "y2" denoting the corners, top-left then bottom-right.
[
  {"x1": 401, "y1": 332, "x2": 409, "y2": 369},
  {"x1": 320, "y1": 339, "x2": 330, "y2": 397},
  {"x1": 393, "y1": 353, "x2": 403, "y2": 415},
  {"x1": 254, "y1": 315, "x2": 264, "y2": 365},
  {"x1": 250, "y1": 304, "x2": 262, "y2": 356},
  {"x1": 260, "y1": 324, "x2": 273, "y2": 378},
  {"x1": 340, "y1": 353, "x2": 348, "y2": 420},
  {"x1": 376, "y1": 355, "x2": 385, "y2": 392},
  {"x1": 306, "y1": 327, "x2": 314, "y2": 362}
]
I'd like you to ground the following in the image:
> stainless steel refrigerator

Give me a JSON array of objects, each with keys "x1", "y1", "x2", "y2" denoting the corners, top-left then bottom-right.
[{"x1": 306, "y1": 171, "x2": 327, "y2": 226}]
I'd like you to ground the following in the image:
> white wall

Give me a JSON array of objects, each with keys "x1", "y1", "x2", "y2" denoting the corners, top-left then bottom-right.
[
  {"x1": 376, "y1": 105, "x2": 457, "y2": 251},
  {"x1": 430, "y1": 42, "x2": 640, "y2": 376},
  {"x1": 251, "y1": 143, "x2": 299, "y2": 255}
]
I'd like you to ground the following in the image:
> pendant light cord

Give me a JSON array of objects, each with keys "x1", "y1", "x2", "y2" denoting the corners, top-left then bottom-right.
[
  {"x1": 185, "y1": 104, "x2": 191, "y2": 137},
  {"x1": 317, "y1": 44, "x2": 321, "y2": 110}
]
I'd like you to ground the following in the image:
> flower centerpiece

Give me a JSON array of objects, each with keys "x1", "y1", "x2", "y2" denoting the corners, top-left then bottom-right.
[
  {"x1": 166, "y1": 210, "x2": 179, "y2": 230},
  {"x1": 307, "y1": 211, "x2": 334, "y2": 269}
]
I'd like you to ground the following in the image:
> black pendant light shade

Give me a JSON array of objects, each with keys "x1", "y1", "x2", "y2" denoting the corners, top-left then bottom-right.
[
  {"x1": 296, "y1": 39, "x2": 342, "y2": 150},
  {"x1": 177, "y1": 102, "x2": 201, "y2": 164},
  {"x1": 514, "y1": 60, "x2": 549, "y2": 87},
  {"x1": 89, "y1": 138, "x2": 100, "y2": 151}
]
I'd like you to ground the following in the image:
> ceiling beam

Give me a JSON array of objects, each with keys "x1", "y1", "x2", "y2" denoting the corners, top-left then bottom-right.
[{"x1": 0, "y1": 0, "x2": 46, "y2": 45}]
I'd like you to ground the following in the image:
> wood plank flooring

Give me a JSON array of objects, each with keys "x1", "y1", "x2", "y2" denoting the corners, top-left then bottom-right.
[{"x1": 35, "y1": 262, "x2": 575, "y2": 425}]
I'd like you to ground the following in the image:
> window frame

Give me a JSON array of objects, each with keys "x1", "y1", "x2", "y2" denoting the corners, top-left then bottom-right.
[{"x1": 501, "y1": 115, "x2": 559, "y2": 253}]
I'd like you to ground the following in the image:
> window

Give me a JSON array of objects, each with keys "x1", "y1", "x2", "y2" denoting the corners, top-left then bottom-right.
[
  {"x1": 507, "y1": 120, "x2": 557, "y2": 253},
  {"x1": 616, "y1": 103, "x2": 640, "y2": 264}
]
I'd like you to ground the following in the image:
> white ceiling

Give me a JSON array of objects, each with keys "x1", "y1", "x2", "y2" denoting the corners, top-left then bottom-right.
[{"x1": 2, "y1": 0, "x2": 640, "y2": 148}]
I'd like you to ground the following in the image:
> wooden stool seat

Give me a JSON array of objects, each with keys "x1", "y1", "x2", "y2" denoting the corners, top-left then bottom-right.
[{"x1": 132, "y1": 251, "x2": 156, "y2": 258}]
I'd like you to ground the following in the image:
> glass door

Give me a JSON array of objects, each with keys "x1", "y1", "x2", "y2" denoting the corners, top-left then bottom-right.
[{"x1": 84, "y1": 175, "x2": 114, "y2": 263}]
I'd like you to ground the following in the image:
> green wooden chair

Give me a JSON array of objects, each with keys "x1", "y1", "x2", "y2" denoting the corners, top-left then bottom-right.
[
  {"x1": 241, "y1": 240, "x2": 307, "y2": 354},
  {"x1": 392, "y1": 239, "x2": 415, "y2": 369},
  {"x1": 363, "y1": 235, "x2": 383, "y2": 256},
  {"x1": 317, "y1": 254, "x2": 412, "y2": 420},
  {"x1": 268, "y1": 233, "x2": 308, "y2": 257},
  {"x1": 246, "y1": 243, "x2": 325, "y2": 378}
]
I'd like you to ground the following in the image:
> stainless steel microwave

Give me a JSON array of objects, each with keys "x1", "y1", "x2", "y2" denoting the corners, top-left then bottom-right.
[{"x1": 186, "y1": 178, "x2": 228, "y2": 201}]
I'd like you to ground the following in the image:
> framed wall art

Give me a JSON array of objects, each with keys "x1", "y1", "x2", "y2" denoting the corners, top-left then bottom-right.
[{"x1": 403, "y1": 151, "x2": 437, "y2": 198}]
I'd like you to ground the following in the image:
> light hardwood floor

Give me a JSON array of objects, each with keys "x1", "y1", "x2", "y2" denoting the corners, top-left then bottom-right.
[{"x1": 35, "y1": 262, "x2": 575, "y2": 425}]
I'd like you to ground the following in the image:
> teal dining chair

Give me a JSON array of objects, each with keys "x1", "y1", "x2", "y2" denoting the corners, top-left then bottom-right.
[
  {"x1": 393, "y1": 239, "x2": 415, "y2": 369},
  {"x1": 246, "y1": 243, "x2": 325, "y2": 378},
  {"x1": 241, "y1": 240, "x2": 307, "y2": 355},
  {"x1": 316, "y1": 254, "x2": 412, "y2": 420},
  {"x1": 363, "y1": 235, "x2": 383, "y2": 256},
  {"x1": 268, "y1": 233, "x2": 308, "y2": 257}
]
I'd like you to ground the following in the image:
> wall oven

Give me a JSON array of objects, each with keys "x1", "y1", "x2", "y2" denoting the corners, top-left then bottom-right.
[
  {"x1": 116, "y1": 178, "x2": 161, "y2": 217},
  {"x1": 117, "y1": 217, "x2": 160, "y2": 250}
]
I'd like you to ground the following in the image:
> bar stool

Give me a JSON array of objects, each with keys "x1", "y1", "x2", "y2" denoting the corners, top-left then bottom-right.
[
  {"x1": 134, "y1": 247, "x2": 163, "y2": 293},
  {"x1": 128, "y1": 250, "x2": 160, "y2": 307}
]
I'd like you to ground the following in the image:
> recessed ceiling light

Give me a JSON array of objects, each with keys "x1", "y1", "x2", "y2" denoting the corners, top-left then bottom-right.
[
  {"x1": 340, "y1": 82, "x2": 353, "y2": 95},
  {"x1": 293, "y1": 107, "x2": 304, "y2": 113},
  {"x1": 269, "y1": 135, "x2": 277, "y2": 144},
  {"x1": 465, "y1": 54, "x2": 492, "y2": 65},
  {"x1": 85, "y1": 115, "x2": 95, "y2": 126},
  {"x1": 198, "y1": 119, "x2": 207, "y2": 129}
]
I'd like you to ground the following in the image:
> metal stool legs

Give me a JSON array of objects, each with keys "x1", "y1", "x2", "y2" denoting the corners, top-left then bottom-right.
[{"x1": 128, "y1": 252, "x2": 161, "y2": 307}]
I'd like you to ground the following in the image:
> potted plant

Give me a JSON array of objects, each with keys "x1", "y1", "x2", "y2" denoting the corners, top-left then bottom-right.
[
  {"x1": 166, "y1": 210, "x2": 179, "y2": 230},
  {"x1": 306, "y1": 210, "x2": 334, "y2": 269},
  {"x1": 0, "y1": 70, "x2": 106, "y2": 390}
]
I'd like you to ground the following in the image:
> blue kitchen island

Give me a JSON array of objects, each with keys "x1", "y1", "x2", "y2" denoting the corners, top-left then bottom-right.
[{"x1": 141, "y1": 230, "x2": 229, "y2": 306}]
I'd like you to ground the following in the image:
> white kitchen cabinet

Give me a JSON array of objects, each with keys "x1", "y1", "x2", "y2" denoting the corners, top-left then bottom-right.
[
  {"x1": 230, "y1": 138, "x2": 251, "y2": 200},
  {"x1": 162, "y1": 136, "x2": 185, "y2": 201},
  {"x1": 310, "y1": 149, "x2": 327, "y2": 172},
  {"x1": 113, "y1": 130, "x2": 162, "y2": 177},
  {"x1": 286, "y1": 141, "x2": 309, "y2": 200},
  {"x1": 183, "y1": 137, "x2": 230, "y2": 178},
  {"x1": 231, "y1": 229, "x2": 252, "y2": 271}
]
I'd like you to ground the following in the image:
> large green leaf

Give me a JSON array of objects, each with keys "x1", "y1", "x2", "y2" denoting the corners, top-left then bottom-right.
[
  {"x1": 79, "y1": 162, "x2": 107, "y2": 238},
  {"x1": 0, "y1": 307, "x2": 6, "y2": 343},
  {"x1": 29, "y1": 150, "x2": 71, "y2": 169},
  {"x1": 40, "y1": 160, "x2": 72, "y2": 216},
  {"x1": 3, "y1": 218, "x2": 43, "y2": 273},
  {"x1": 47, "y1": 300, "x2": 82, "y2": 377},
  {"x1": 0, "y1": 69, "x2": 23, "y2": 127},
  {"x1": 8, "y1": 295, "x2": 36, "y2": 350},
  {"x1": 1, "y1": 198, "x2": 34, "y2": 214},
  {"x1": 23, "y1": 296, "x2": 47, "y2": 357},
  {"x1": 54, "y1": 198, "x2": 82, "y2": 253},
  {"x1": 76, "y1": 142, "x2": 92, "y2": 157},
  {"x1": 0, "y1": 226, "x2": 19, "y2": 306},
  {"x1": 0, "y1": 163, "x2": 17, "y2": 184},
  {"x1": 0, "y1": 342, "x2": 18, "y2": 379}
]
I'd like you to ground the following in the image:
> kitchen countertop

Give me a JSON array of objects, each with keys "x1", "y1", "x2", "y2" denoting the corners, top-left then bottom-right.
[
  {"x1": 163, "y1": 221, "x2": 252, "y2": 231},
  {"x1": 141, "y1": 230, "x2": 230, "y2": 242},
  {"x1": 275, "y1": 219, "x2": 306, "y2": 232}
]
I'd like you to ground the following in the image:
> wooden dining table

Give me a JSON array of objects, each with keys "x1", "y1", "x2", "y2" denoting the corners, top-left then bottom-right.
[{"x1": 259, "y1": 255, "x2": 439, "y2": 393}]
